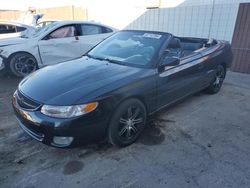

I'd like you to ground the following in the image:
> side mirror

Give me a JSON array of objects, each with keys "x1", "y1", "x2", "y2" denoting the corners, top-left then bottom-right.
[{"x1": 159, "y1": 56, "x2": 180, "y2": 71}]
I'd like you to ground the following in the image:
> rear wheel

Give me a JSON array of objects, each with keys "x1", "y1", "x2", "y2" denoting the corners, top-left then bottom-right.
[
  {"x1": 9, "y1": 52, "x2": 38, "y2": 77},
  {"x1": 108, "y1": 98, "x2": 146, "y2": 147},
  {"x1": 205, "y1": 64, "x2": 226, "y2": 94}
]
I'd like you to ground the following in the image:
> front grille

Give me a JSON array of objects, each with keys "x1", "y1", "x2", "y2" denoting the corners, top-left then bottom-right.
[{"x1": 16, "y1": 90, "x2": 41, "y2": 111}]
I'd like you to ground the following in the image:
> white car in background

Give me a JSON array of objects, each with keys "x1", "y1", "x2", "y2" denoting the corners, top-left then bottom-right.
[
  {"x1": 0, "y1": 21, "x2": 116, "y2": 77},
  {"x1": 0, "y1": 21, "x2": 36, "y2": 39}
]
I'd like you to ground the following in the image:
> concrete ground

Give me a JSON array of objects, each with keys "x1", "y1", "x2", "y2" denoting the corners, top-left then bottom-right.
[{"x1": 0, "y1": 71, "x2": 250, "y2": 188}]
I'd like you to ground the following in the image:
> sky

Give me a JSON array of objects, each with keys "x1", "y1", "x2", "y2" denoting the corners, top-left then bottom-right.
[{"x1": 0, "y1": 0, "x2": 185, "y2": 29}]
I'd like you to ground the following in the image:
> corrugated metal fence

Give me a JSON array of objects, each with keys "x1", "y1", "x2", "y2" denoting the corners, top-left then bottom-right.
[
  {"x1": 126, "y1": 3, "x2": 239, "y2": 42},
  {"x1": 126, "y1": 1, "x2": 250, "y2": 74},
  {"x1": 231, "y1": 3, "x2": 250, "y2": 73}
]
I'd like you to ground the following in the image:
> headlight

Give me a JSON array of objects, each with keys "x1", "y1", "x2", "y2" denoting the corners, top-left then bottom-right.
[{"x1": 41, "y1": 102, "x2": 98, "y2": 118}]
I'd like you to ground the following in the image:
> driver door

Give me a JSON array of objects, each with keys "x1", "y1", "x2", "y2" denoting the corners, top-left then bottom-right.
[
  {"x1": 157, "y1": 52, "x2": 204, "y2": 109},
  {"x1": 38, "y1": 25, "x2": 82, "y2": 65}
]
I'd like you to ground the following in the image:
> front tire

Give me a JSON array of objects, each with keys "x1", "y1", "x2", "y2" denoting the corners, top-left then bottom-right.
[
  {"x1": 108, "y1": 98, "x2": 147, "y2": 147},
  {"x1": 9, "y1": 52, "x2": 38, "y2": 77},
  {"x1": 205, "y1": 64, "x2": 226, "y2": 94}
]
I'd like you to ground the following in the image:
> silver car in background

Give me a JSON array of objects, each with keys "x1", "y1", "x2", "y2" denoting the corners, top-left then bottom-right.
[{"x1": 0, "y1": 21, "x2": 117, "y2": 77}]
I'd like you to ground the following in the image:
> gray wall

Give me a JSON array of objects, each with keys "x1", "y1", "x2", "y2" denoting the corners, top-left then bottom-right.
[{"x1": 126, "y1": 0, "x2": 250, "y2": 42}]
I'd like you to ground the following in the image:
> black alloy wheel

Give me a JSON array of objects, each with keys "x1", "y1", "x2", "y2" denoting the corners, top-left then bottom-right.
[
  {"x1": 205, "y1": 64, "x2": 226, "y2": 94},
  {"x1": 108, "y1": 98, "x2": 146, "y2": 147},
  {"x1": 9, "y1": 52, "x2": 38, "y2": 77}
]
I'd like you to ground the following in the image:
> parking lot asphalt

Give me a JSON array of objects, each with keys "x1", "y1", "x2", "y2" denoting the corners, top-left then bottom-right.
[{"x1": 0, "y1": 71, "x2": 250, "y2": 188}]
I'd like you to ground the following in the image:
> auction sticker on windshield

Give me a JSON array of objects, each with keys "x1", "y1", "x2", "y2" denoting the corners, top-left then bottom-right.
[{"x1": 142, "y1": 33, "x2": 162, "y2": 39}]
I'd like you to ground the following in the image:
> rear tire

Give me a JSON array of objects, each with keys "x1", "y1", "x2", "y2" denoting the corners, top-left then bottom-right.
[
  {"x1": 108, "y1": 98, "x2": 147, "y2": 147},
  {"x1": 205, "y1": 64, "x2": 226, "y2": 94},
  {"x1": 9, "y1": 52, "x2": 38, "y2": 77}
]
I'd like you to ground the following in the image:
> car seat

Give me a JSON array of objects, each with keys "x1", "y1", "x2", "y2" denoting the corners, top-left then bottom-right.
[{"x1": 167, "y1": 38, "x2": 184, "y2": 58}]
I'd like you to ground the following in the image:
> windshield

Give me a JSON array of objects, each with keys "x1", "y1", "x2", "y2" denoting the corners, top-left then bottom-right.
[
  {"x1": 88, "y1": 31, "x2": 169, "y2": 67},
  {"x1": 30, "y1": 22, "x2": 58, "y2": 38}
]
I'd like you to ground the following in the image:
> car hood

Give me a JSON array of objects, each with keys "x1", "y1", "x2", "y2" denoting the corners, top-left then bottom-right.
[
  {"x1": 0, "y1": 37, "x2": 29, "y2": 46},
  {"x1": 19, "y1": 56, "x2": 148, "y2": 105}
]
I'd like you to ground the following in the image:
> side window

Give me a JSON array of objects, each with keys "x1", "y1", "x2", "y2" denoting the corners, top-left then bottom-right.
[
  {"x1": 0, "y1": 24, "x2": 7, "y2": 34},
  {"x1": 48, "y1": 26, "x2": 76, "y2": 39},
  {"x1": 80, "y1": 24, "x2": 102, "y2": 36},
  {"x1": 102, "y1": 27, "x2": 113, "y2": 33},
  {"x1": 0, "y1": 24, "x2": 16, "y2": 34},
  {"x1": 16, "y1": 26, "x2": 26, "y2": 32}
]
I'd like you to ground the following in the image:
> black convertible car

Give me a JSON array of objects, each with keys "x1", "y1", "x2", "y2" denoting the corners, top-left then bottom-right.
[{"x1": 12, "y1": 30, "x2": 233, "y2": 147}]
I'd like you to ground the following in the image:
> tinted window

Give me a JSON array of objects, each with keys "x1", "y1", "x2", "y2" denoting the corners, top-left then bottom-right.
[
  {"x1": 0, "y1": 24, "x2": 16, "y2": 34},
  {"x1": 16, "y1": 26, "x2": 26, "y2": 32},
  {"x1": 49, "y1": 25, "x2": 76, "y2": 39},
  {"x1": 102, "y1": 27, "x2": 113, "y2": 33},
  {"x1": 80, "y1": 24, "x2": 102, "y2": 35},
  {"x1": 32, "y1": 22, "x2": 58, "y2": 38}
]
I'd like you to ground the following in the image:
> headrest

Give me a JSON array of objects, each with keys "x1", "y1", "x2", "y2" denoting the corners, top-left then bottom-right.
[{"x1": 168, "y1": 38, "x2": 181, "y2": 49}]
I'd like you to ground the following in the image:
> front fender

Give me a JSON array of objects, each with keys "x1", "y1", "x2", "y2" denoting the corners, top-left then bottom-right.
[
  {"x1": 0, "y1": 44, "x2": 42, "y2": 67},
  {"x1": 96, "y1": 70, "x2": 158, "y2": 115}
]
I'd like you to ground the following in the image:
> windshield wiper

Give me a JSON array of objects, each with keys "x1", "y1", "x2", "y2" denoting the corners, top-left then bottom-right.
[
  {"x1": 86, "y1": 54, "x2": 104, "y2": 61},
  {"x1": 103, "y1": 57, "x2": 119, "y2": 64},
  {"x1": 86, "y1": 54, "x2": 122, "y2": 64}
]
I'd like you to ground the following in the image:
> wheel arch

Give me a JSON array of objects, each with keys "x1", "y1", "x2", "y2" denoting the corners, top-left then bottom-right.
[
  {"x1": 219, "y1": 62, "x2": 227, "y2": 78},
  {"x1": 106, "y1": 95, "x2": 148, "y2": 146},
  {"x1": 104, "y1": 95, "x2": 148, "y2": 136},
  {"x1": 5, "y1": 51, "x2": 38, "y2": 70},
  {"x1": 115, "y1": 95, "x2": 148, "y2": 115}
]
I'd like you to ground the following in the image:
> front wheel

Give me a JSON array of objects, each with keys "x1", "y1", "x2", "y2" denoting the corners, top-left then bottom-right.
[
  {"x1": 205, "y1": 64, "x2": 226, "y2": 94},
  {"x1": 9, "y1": 53, "x2": 38, "y2": 77},
  {"x1": 108, "y1": 98, "x2": 147, "y2": 147}
]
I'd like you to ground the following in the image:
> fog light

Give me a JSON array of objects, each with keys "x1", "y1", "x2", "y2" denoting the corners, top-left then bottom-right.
[{"x1": 53, "y1": 136, "x2": 73, "y2": 146}]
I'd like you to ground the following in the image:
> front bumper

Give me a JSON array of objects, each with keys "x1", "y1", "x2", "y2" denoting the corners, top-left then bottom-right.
[{"x1": 12, "y1": 96, "x2": 109, "y2": 148}]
